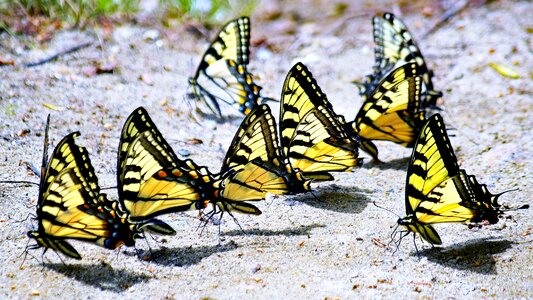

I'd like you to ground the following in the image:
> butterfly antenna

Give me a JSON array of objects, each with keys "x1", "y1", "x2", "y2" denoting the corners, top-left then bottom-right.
[
  {"x1": 310, "y1": 190, "x2": 320, "y2": 201},
  {"x1": 373, "y1": 201, "x2": 402, "y2": 219},
  {"x1": 0, "y1": 180, "x2": 39, "y2": 186}
]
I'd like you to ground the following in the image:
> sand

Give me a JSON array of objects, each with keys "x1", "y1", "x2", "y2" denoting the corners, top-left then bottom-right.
[{"x1": 0, "y1": 0, "x2": 531, "y2": 298}]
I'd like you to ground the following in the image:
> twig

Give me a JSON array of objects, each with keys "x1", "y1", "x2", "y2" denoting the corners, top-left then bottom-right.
[
  {"x1": 24, "y1": 41, "x2": 92, "y2": 67},
  {"x1": 420, "y1": 0, "x2": 469, "y2": 40}
]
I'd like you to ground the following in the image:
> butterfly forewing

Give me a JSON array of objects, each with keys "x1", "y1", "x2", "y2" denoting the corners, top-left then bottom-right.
[
  {"x1": 280, "y1": 63, "x2": 361, "y2": 179},
  {"x1": 194, "y1": 16, "x2": 250, "y2": 77}
]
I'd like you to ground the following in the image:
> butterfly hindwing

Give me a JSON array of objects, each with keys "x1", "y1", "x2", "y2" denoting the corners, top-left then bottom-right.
[{"x1": 280, "y1": 62, "x2": 361, "y2": 181}]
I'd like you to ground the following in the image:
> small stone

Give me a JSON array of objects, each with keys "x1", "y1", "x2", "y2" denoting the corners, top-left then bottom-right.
[{"x1": 178, "y1": 149, "x2": 190, "y2": 157}]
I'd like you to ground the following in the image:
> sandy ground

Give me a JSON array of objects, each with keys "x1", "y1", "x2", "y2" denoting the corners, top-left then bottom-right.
[{"x1": 0, "y1": 0, "x2": 532, "y2": 298}]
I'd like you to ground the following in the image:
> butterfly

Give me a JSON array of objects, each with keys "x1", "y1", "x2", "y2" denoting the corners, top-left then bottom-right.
[
  {"x1": 117, "y1": 107, "x2": 216, "y2": 226},
  {"x1": 396, "y1": 113, "x2": 511, "y2": 245},
  {"x1": 213, "y1": 103, "x2": 313, "y2": 216},
  {"x1": 27, "y1": 128, "x2": 140, "y2": 260},
  {"x1": 347, "y1": 63, "x2": 426, "y2": 161},
  {"x1": 188, "y1": 16, "x2": 275, "y2": 117},
  {"x1": 355, "y1": 12, "x2": 442, "y2": 109},
  {"x1": 280, "y1": 62, "x2": 362, "y2": 181}
]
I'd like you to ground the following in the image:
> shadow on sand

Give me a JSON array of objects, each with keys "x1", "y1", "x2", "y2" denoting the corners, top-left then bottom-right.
[
  {"x1": 223, "y1": 223, "x2": 325, "y2": 237},
  {"x1": 288, "y1": 185, "x2": 372, "y2": 214},
  {"x1": 420, "y1": 238, "x2": 514, "y2": 274},
  {"x1": 149, "y1": 241, "x2": 238, "y2": 267},
  {"x1": 45, "y1": 263, "x2": 150, "y2": 292},
  {"x1": 362, "y1": 156, "x2": 410, "y2": 171}
]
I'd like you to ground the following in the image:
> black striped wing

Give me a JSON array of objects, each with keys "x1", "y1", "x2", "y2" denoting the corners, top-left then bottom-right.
[
  {"x1": 352, "y1": 63, "x2": 425, "y2": 160},
  {"x1": 189, "y1": 59, "x2": 266, "y2": 117},
  {"x1": 280, "y1": 62, "x2": 361, "y2": 181},
  {"x1": 189, "y1": 17, "x2": 274, "y2": 117},
  {"x1": 399, "y1": 114, "x2": 501, "y2": 244},
  {"x1": 118, "y1": 107, "x2": 213, "y2": 221},
  {"x1": 194, "y1": 16, "x2": 250, "y2": 74},
  {"x1": 29, "y1": 132, "x2": 136, "y2": 259},
  {"x1": 356, "y1": 12, "x2": 442, "y2": 108},
  {"x1": 217, "y1": 104, "x2": 311, "y2": 214}
]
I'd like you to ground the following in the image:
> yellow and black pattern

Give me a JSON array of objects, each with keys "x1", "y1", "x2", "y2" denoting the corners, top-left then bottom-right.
[
  {"x1": 398, "y1": 113, "x2": 504, "y2": 245},
  {"x1": 188, "y1": 17, "x2": 274, "y2": 117},
  {"x1": 350, "y1": 63, "x2": 425, "y2": 161},
  {"x1": 28, "y1": 132, "x2": 137, "y2": 259},
  {"x1": 189, "y1": 59, "x2": 267, "y2": 117},
  {"x1": 280, "y1": 62, "x2": 362, "y2": 181},
  {"x1": 118, "y1": 107, "x2": 214, "y2": 221},
  {"x1": 216, "y1": 104, "x2": 312, "y2": 215},
  {"x1": 195, "y1": 16, "x2": 250, "y2": 70},
  {"x1": 355, "y1": 12, "x2": 442, "y2": 108}
]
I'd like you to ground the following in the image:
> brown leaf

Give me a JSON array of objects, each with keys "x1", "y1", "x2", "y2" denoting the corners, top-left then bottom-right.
[
  {"x1": 96, "y1": 62, "x2": 117, "y2": 74},
  {"x1": 186, "y1": 138, "x2": 203, "y2": 145},
  {"x1": 0, "y1": 58, "x2": 15, "y2": 66}
]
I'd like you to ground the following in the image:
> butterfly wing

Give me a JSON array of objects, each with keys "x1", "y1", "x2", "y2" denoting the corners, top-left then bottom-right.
[
  {"x1": 400, "y1": 114, "x2": 501, "y2": 244},
  {"x1": 189, "y1": 17, "x2": 274, "y2": 117},
  {"x1": 217, "y1": 104, "x2": 311, "y2": 214},
  {"x1": 357, "y1": 13, "x2": 441, "y2": 108},
  {"x1": 352, "y1": 63, "x2": 425, "y2": 160},
  {"x1": 189, "y1": 59, "x2": 266, "y2": 117},
  {"x1": 30, "y1": 132, "x2": 136, "y2": 259},
  {"x1": 194, "y1": 16, "x2": 250, "y2": 75},
  {"x1": 280, "y1": 62, "x2": 361, "y2": 180},
  {"x1": 118, "y1": 107, "x2": 211, "y2": 221}
]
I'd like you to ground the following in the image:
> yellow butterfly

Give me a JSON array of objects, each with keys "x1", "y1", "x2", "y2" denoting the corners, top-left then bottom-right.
[
  {"x1": 355, "y1": 12, "x2": 442, "y2": 109},
  {"x1": 118, "y1": 107, "x2": 215, "y2": 225},
  {"x1": 28, "y1": 126, "x2": 140, "y2": 259},
  {"x1": 397, "y1": 113, "x2": 511, "y2": 245},
  {"x1": 213, "y1": 104, "x2": 312, "y2": 216},
  {"x1": 348, "y1": 63, "x2": 426, "y2": 161},
  {"x1": 280, "y1": 62, "x2": 362, "y2": 181},
  {"x1": 188, "y1": 16, "x2": 275, "y2": 117}
]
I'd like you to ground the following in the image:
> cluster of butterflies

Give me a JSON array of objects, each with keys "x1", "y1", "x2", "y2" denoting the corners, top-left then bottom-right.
[{"x1": 21, "y1": 13, "x2": 522, "y2": 261}]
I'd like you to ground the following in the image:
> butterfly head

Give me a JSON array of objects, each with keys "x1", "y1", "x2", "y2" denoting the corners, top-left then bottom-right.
[{"x1": 397, "y1": 216, "x2": 442, "y2": 245}]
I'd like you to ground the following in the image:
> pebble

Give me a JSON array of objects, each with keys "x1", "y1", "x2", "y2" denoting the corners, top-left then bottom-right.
[{"x1": 178, "y1": 149, "x2": 191, "y2": 157}]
